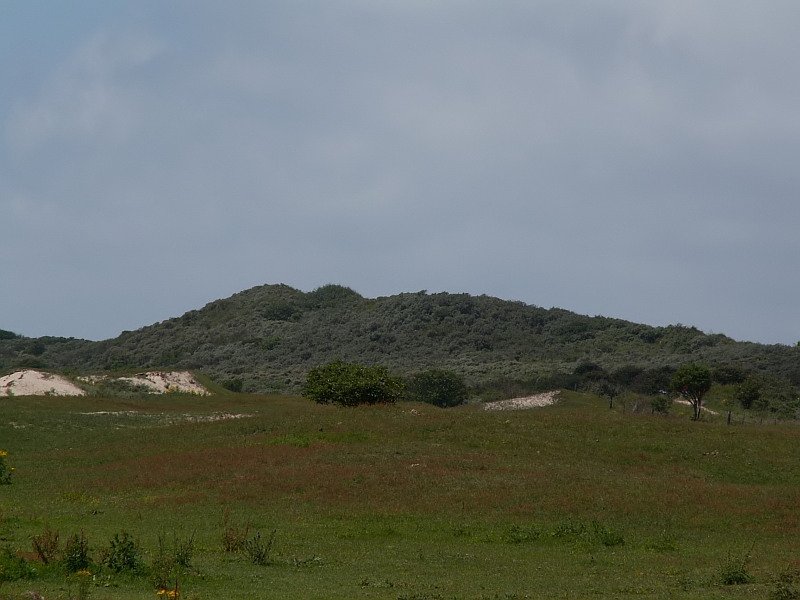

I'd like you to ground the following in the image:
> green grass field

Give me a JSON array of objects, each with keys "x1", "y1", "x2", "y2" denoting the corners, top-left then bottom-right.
[{"x1": 1, "y1": 391, "x2": 798, "y2": 599}]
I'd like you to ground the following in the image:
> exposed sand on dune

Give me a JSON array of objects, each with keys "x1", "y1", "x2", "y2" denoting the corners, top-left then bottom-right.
[
  {"x1": 484, "y1": 390, "x2": 559, "y2": 411},
  {"x1": 117, "y1": 371, "x2": 210, "y2": 395},
  {"x1": 1, "y1": 369, "x2": 210, "y2": 397},
  {"x1": 0, "y1": 370, "x2": 86, "y2": 397}
]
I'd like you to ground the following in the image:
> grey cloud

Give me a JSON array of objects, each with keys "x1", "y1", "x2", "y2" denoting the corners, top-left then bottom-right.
[{"x1": 2, "y1": 2, "x2": 799, "y2": 343}]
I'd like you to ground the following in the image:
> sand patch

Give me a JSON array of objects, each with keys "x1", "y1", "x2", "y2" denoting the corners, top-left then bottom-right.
[
  {"x1": 0, "y1": 370, "x2": 86, "y2": 397},
  {"x1": 117, "y1": 371, "x2": 210, "y2": 395},
  {"x1": 484, "y1": 391, "x2": 559, "y2": 411},
  {"x1": 673, "y1": 398, "x2": 719, "y2": 415}
]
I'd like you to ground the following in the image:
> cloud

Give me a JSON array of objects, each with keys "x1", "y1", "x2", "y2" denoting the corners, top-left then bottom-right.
[
  {"x1": 2, "y1": 2, "x2": 800, "y2": 343},
  {"x1": 6, "y1": 32, "x2": 163, "y2": 152}
]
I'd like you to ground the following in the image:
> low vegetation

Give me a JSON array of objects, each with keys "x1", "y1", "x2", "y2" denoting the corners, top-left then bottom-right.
[{"x1": 0, "y1": 389, "x2": 799, "y2": 598}]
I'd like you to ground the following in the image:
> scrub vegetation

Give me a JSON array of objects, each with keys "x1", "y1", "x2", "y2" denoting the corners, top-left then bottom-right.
[{"x1": 2, "y1": 284, "x2": 800, "y2": 400}]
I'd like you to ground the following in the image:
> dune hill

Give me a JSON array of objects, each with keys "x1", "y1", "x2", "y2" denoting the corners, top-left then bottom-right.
[{"x1": 1, "y1": 284, "x2": 799, "y2": 393}]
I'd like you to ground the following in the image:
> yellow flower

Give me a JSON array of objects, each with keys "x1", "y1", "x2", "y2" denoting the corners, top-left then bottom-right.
[
  {"x1": 76, "y1": 569, "x2": 92, "y2": 576},
  {"x1": 0, "y1": 450, "x2": 7, "y2": 457}
]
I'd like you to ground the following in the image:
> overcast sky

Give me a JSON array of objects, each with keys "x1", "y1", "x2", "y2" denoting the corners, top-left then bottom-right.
[{"x1": 2, "y1": 1, "x2": 799, "y2": 344}]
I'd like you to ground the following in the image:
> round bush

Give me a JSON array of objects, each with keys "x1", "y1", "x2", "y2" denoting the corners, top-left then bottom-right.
[
  {"x1": 408, "y1": 369, "x2": 468, "y2": 408},
  {"x1": 303, "y1": 361, "x2": 403, "y2": 406}
]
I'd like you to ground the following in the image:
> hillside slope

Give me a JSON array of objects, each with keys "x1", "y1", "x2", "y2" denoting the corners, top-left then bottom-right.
[{"x1": 2, "y1": 284, "x2": 799, "y2": 393}]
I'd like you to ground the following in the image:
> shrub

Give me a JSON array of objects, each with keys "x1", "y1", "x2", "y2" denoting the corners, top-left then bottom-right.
[
  {"x1": 591, "y1": 521, "x2": 624, "y2": 547},
  {"x1": 221, "y1": 512, "x2": 250, "y2": 553},
  {"x1": 173, "y1": 532, "x2": 195, "y2": 568},
  {"x1": 650, "y1": 395, "x2": 671, "y2": 415},
  {"x1": 32, "y1": 527, "x2": 60, "y2": 565},
  {"x1": 150, "y1": 531, "x2": 195, "y2": 590},
  {"x1": 772, "y1": 567, "x2": 800, "y2": 600},
  {"x1": 62, "y1": 531, "x2": 91, "y2": 572},
  {"x1": 502, "y1": 524, "x2": 541, "y2": 544},
  {"x1": 303, "y1": 361, "x2": 403, "y2": 406},
  {"x1": 407, "y1": 369, "x2": 468, "y2": 407},
  {"x1": 735, "y1": 377, "x2": 762, "y2": 410},
  {"x1": 221, "y1": 378, "x2": 243, "y2": 393},
  {"x1": 0, "y1": 450, "x2": 13, "y2": 485},
  {"x1": 0, "y1": 546, "x2": 35, "y2": 582},
  {"x1": 719, "y1": 549, "x2": 754, "y2": 585},
  {"x1": 244, "y1": 530, "x2": 276, "y2": 566},
  {"x1": 102, "y1": 531, "x2": 142, "y2": 573}
]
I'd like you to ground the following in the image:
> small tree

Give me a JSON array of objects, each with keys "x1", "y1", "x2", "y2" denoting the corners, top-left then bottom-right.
[
  {"x1": 408, "y1": 369, "x2": 468, "y2": 408},
  {"x1": 595, "y1": 380, "x2": 621, "y2": 409},
  {"x1": 734, "y1": 377, "x2": 761, "y2": 410},
  {"x1": 303, "y1": 361, "x2": 403, "y2": 406},
  {"x1": 671, "y1": 363, "x2": 712, "y2": 421}
]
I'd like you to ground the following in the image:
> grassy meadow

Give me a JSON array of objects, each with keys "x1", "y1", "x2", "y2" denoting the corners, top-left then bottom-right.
[{"x1": 1, "y1": 391, "x2": 799, "y2": 599}]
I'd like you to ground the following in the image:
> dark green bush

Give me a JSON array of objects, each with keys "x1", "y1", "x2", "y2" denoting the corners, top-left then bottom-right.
[
  {"x1": 650, "y1": 395, "x2": 671, "y2": 415},
  {"x1": 102, "y1": 531, "x2": 141, "y2": 573},
  {"x1": 62, "y1": 531, "x2": 91, "y2": 572},
  {"x1": 244, "y1": 530, "x2": 276, "y2": 566},
  {"x1": 221, "y1": 378, "x2": 243, "y2": 393},
  {"x1": 303, "y1": 361, "x2": 403, "y2": 406},
  {"x1": 407, "y1": 369, "x2": 468, "y2": 407},
  {"x1": 0, "y1": 546, "x2": 35, "y2": 582},
  {"x1": 735, "y1": 377, "x2": 762, "y2": 410},
  {"x1": 719, "y1": 550, "x2": 754, "y2": 585}
]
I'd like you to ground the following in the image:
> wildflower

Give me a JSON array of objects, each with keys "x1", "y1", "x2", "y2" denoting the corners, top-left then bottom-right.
[
  {"x1": 76, "y1": 569, "x2": 92, "y2": 576},
  {"x1": 0, "y1": 450, "x2": 7, "y2": 457}
]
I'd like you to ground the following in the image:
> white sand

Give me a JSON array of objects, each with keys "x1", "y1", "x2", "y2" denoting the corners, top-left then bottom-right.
[
  {"x1": 484, "y1": 390, "x2": 560, "y2": 411},
  {"x1": 673, "y1": 398, "x2": 719, "y2": 415},
  {"x1": 0, "y1": 370, "x2": 86, "y2": 397},
  {"x1": 0, "y1": 370, "x2": 209, "y2": 397},
  {"x1": 117, "y1": 371, "x2": 210, "y2": 395}
]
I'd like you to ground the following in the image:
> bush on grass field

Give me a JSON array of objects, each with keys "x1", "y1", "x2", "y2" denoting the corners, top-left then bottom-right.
[{"x1": 303, "y1": 361, "x2": 403, "y2": 406}]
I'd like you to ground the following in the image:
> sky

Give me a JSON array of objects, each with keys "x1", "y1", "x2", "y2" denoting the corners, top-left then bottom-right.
[{"x1": 2, "y1": 1, "x2": 799, "y2": 344}]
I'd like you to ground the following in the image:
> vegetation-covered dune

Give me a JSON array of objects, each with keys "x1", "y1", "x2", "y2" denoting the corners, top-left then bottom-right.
[{"x1": 1, "y1": 284, "x2": 799, "y2": 395}]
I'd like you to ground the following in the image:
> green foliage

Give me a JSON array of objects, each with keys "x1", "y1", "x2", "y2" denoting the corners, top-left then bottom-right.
[
  {"x1": 221, "y1": 378, "x2": 243, "y2": 393},
  {"x1": 718, "y1": 548, "x2": 754, "y2": 585},
  {"x1": 303, "y1": 361, "x2": 404, "y2": 406},
  {"x1": 735, "y1": 377, "x2": 762, "y2": 410},
  {"x1": 407, "y1": 369, "x2": 468, "y2": 407},
  {"x1": 0, "y1": 546, "x2": 35, "y2": 582},
  {"x1": 3, "y1": 391, "x2": 800, "y2": 597},
  {"x1": 772, "y1": 568, "x2": 800, "y2": 600},
  {"x1": 0, "y1": 329, "x2": 19, "y2": 340},
  {"x1": 0, "y1": 451, "x2": 13, "y2": 485},
  {"x1": 62, "y1": 531, "x2": 91, "y2": 572},
  {"x1": 150, "y1": 532, "x2": 194, "y2": 590},
  {"x1": 595, "y1": 381, "x2": 621, "y2": 408},
  {"x1": 5, "y1": 284, "x2": 800, "y2": 400},
  {"x1": 650, "y1": 395, "x2": 671, "y2": 415},
  {"x1": 172, "y1": 531, "x2": 196, "y2": 568},
  {"x1": 102, "y1": 531, "x2": 142, "y2": 573},
  {"x1": 243, "y1": 529, "x2": 276, "y2": 566},
  {"x1": 502, "y1": 524, "x2": 541, "y2": 544},
  {"x1": 671, "y1": 363, "x2": 712, "y2": 420},
  {"x1": 713, "y1": 365, "x2": 747, "y2": 384}
]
